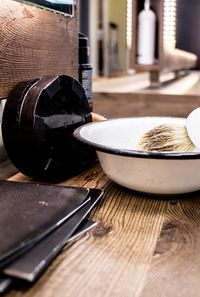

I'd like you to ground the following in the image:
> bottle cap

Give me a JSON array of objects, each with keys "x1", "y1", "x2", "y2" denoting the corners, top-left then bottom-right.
[{"x1": 144, "y1": 0, "x2": 150, "y2": 10}]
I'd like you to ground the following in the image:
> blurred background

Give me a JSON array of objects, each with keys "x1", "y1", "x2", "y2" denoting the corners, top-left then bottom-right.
[{"x1": 80, "y1": 0, "x2": 200, "y2": 77}]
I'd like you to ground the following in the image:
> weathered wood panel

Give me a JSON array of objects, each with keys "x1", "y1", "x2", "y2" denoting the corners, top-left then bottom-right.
[
  {"x1": 2, "y1": 81, "x2": 200, "y2": 296},
  {"x1": 140, "y1": 193, "x2": 200, "y2": 297},
  {"x1": 0, "y1": 0, "x2": 78, "y2": 99},
  {"x1": 6, "y1": 164, "x2": 200, "y2": 297},
  {"x1": 8, "y1": 165, "x2": 168, "y2": 297},
  {"x1": 93, "y1": 92, "x2": 200, "y2": 119}
]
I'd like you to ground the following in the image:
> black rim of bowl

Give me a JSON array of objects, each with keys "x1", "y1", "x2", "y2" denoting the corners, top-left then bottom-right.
[{"x1": 73, "y1": 119, "x2": 200, "y2": 160}]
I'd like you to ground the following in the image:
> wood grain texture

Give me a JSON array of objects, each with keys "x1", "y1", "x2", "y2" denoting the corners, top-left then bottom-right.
[
  {"x1": 93, "y1": 92, "x2": 200, "y2": 119},
  {"x1": 140, "y1": 193, "x2": 200, "y2": 297},
  {"x1": 8, "y1": 164, "x2": 168, "y2": 297},
  {"x1": 0, "y1": 0, "x2": 78, "y2": 99},
  {"x1": 5, "y1": 164, "x2": 200, "y2": 297},
  {"x1": 3, "y1": 78, "x2": 200, "y2": 295}
]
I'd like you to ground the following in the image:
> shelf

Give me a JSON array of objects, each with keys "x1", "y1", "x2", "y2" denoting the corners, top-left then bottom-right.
[{"x1": 130, "y1": 0, "x2": 197, "y2": 86}]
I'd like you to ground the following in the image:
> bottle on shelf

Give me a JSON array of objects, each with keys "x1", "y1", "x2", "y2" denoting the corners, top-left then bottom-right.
[{"x1": 137, "y1": 0, "x2": 156, "y2": 65}]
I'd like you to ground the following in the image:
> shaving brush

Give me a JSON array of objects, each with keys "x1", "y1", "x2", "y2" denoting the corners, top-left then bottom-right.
[
  {"x1": 138, "y1": 124, "x2": 195, "y2": 152},
  {"x1": 138, "y1": 108, "x2": 200, "y2": 152}
]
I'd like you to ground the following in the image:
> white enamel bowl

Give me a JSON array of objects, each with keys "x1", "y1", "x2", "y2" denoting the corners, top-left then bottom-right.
[{"x1": 74, "y1": 117, "x2": 200, "y2": 195}]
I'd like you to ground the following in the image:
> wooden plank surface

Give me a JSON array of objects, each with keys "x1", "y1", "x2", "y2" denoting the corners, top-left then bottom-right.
[
  {"x1": 0, "y1": 0, "x2": 78, "y2": 99},
  {"x1": 140, "y1": 194, "x2": 200, "y2": 297},
  {"x1": 2, "y1": 79, "x2": 200, "y2": 296},
  {"x1": 6, "y1": 165, "x2": 168, "y2": 297},
  {"x1": 93, "y1": 72, "x2": 200, "y2": 96},
  {"x1": 92, "y1": 72, "x2": 200, "y2": 119},
  {"x1": 5, "y1": 165, "x2": 200, "y2": 297},
  {"x1": 93, "y1": 92, "x2": 200, "y2": 119}
]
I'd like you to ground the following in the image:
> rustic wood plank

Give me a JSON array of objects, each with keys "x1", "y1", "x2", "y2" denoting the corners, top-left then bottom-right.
[
  {"x1": 0, "y1": 0, "x2": 78, "y2": 99},
  {"x1": 6, "y1": 89, "x2": 200, "y2": 296},
  {"x1": 7, "y1": 164, "x2": 168, "y2": 297},
  {"x1": 93, "y1": 92, "x2": 200, "y2": 119},
  {"x1": 140, "y1": 192, "x2": 200, "y2": 297}
]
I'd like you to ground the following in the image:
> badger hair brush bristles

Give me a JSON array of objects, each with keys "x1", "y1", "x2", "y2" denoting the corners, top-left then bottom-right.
[{"x1": 138, "y1": 124, "x2": 196, "y2": 152}]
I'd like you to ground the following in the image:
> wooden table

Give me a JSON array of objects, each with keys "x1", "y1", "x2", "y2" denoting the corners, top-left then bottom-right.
[
  {"x1": 2, "y1": 87, "x2": 200, "y2": 297},
  {"x1": 3, "y1": 161, "x2": 200, "y2": 297}
]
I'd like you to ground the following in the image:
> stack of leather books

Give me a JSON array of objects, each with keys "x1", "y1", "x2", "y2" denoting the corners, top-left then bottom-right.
[{"x1": 0, "y1": 180, "x2": 103, "y2": 294}]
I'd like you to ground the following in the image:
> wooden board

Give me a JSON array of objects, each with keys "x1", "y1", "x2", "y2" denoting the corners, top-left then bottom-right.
[
  {"x1": 92, "y1": 72, "x2": 200, "y2": 118},
  {"x1": 93, "y1": 92, "x2": 200, "y2": 119},
  {"x1": 6, "y1": 165, "x2": 167, "y2": 297},
  {"x1": 0, "y1": 0, "x2": 78, "y2": 100},
  {"x1": 140, "y1": 195, "x2": 200, "y2": 297},
  {"x1": 2, "y1": 74, "x2": 200, "y2": 296},
  {"x1": 3, "y1": 163, "x2": 200, "y2": 297}
]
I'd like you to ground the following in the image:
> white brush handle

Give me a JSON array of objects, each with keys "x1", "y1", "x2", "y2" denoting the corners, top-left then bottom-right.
[{"x1": 186, "y1": 107, "x2": 200, "y2": 148}]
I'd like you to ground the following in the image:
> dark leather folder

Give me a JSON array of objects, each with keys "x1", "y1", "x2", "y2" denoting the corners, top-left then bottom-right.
[
  {"x1": 0, "y1": 218, "x2": 98, "y2": 294},
  {"x1": 0, "y1": 180, "x2": 89, "y2": 267},
  {"x1": 3, "y1": 188, "x2": 103, "y2": 282}
]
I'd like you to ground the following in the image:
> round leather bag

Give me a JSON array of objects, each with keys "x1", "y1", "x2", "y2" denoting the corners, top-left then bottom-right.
[{"x1": 2, "y1": 75, "x2": 95, "y2": 181}]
